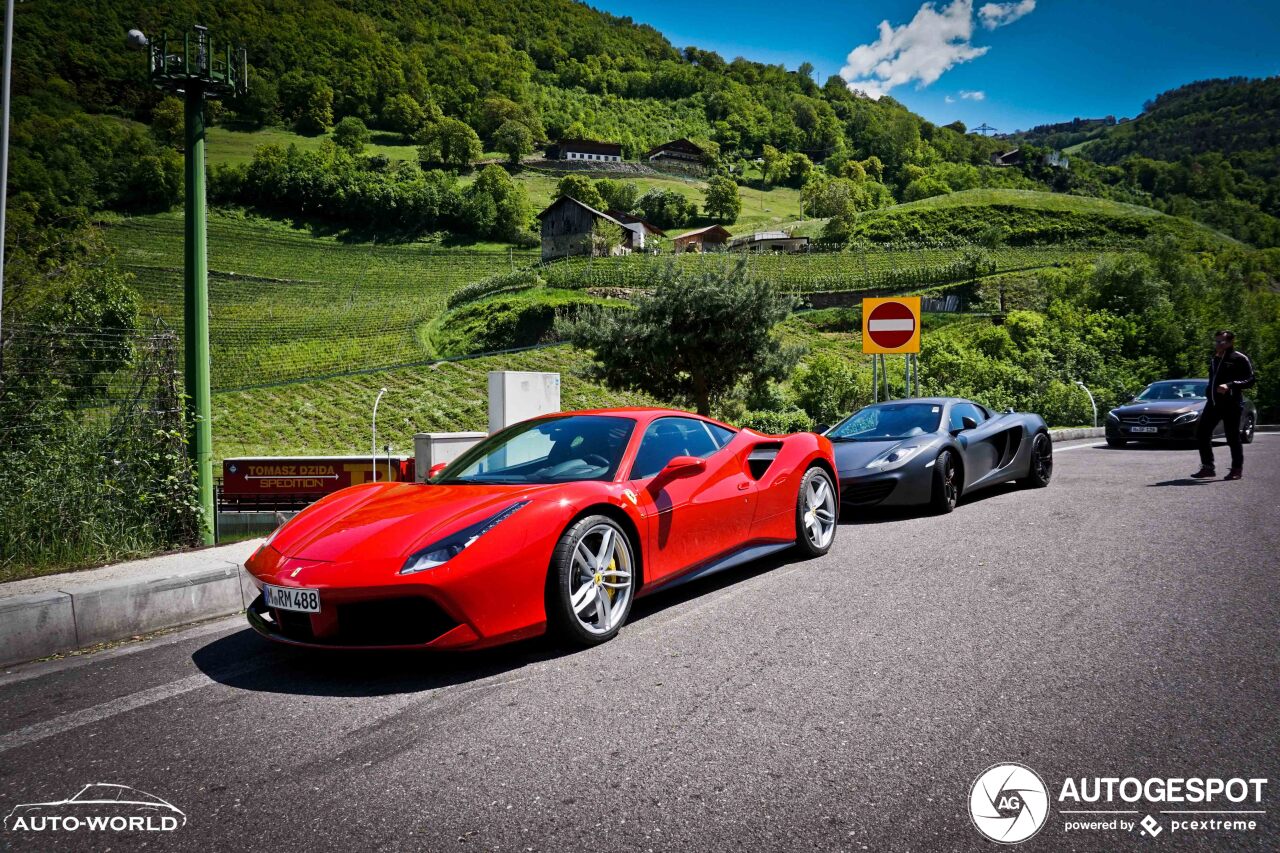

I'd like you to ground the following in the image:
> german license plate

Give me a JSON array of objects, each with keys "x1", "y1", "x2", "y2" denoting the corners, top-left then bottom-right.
[
  {"x1": 1129, "y1": 426, "x2": 1158, "y2": 433},
  {"x1": 263, "y1": 584, "x2": 321, "y2": 613}
]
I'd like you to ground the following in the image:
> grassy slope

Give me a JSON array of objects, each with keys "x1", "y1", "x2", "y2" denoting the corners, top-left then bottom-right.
[
  {"x1": 102, "y1": 209, "x2": 535, "y2": 387},
  {"x1": 212, "y1": 344, "x2": 665, "y2": 461},
  {"x1": 850, "y1": 188, "x2": 1233, "y2": 246}
]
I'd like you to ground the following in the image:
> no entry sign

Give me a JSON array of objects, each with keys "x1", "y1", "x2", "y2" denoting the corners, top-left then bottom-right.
[{"x1": 862, "y1": 296, "x2": 921, "y2": 353}]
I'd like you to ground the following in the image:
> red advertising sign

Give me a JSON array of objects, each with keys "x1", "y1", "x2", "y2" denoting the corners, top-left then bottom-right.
[{"x1": 221, "y1": 456, "x2": 415, "y2": 497}]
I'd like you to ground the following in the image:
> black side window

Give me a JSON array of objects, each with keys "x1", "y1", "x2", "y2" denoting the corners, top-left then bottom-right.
[
  {"x1": 948, "y1": 402, "x2": 986, "y2": 431},
  {"x1": 705, "y1": 422, "x2": 737, "y2": 448},
  {"x1": 630, "y1": 417, "x2": 720, "y2": 480}
]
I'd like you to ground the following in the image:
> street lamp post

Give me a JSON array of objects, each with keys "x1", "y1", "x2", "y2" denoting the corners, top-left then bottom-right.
[
  {"x1": 1074, "y1": 380, "x2": 1098, "y2": 428},
  {"x1": 135, "y1": 26, "x2": 246, "y2": 544},
  {"x1": 371, "y1": 388, "x2": 388, "y2": 483}
]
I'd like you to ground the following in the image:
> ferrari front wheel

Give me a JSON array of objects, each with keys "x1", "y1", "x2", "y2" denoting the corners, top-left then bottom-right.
[
  {"x1": 794, "y1": 466, "x2": 837, "y2": 557},
  {"x1": 548, "y1": 515, "x2": 635, "y2": 646}
]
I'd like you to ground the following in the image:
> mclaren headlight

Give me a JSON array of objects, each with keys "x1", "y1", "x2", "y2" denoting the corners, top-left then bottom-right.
[
  {"x1": 399, "y1": 501, "x2": 530, "y2": 575},
  {"x1": 1173, "y1": 411, "x2": 1200, "y2": 424},
  {"x1": 866, "y1": 443, "x2": 924, "y2": 470}
]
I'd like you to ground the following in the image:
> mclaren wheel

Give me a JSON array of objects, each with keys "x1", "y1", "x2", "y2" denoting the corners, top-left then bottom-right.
[
  {"x1": 930, "y1": 449, "x2": 959, "y2": 514},
  {"x1": 548, "y1": 515, "x2": 636, "y2": 647},
  {"x1": 1242, "y1": 413, "x2": 1255, "y2": 444},
  {"x1": 794, "y1": 466, "x2": 837, "y2": 557},
  {"x1": 1019, "y1": 431, "x2": 1053, "y2": 488}
]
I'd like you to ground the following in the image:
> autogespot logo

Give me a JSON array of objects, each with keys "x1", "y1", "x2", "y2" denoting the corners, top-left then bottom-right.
[{"x1": 969, "y1": 763, "x2": 1050, "y2": 844}]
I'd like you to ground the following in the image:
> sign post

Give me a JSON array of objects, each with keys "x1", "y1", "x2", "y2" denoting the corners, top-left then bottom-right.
[{"x1": 862, "y1": 297, "x2": 922, "y2": 401}]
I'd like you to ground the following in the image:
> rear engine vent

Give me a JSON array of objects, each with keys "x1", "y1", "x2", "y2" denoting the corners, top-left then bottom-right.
[{"x1": 747, "y1": 442, "x2": 783, "y2": 480}]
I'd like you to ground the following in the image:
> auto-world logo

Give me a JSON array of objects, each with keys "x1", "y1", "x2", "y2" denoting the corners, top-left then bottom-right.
[
  {"x1": 969, "y1": 763, "x2": 1050, "y2": 844},
  {"x1": 4, "y1": 783, "x2": 186, "y2": 833}
]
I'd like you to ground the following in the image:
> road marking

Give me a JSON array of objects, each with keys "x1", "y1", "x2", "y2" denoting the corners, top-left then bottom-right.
[
  {"x1": 0, "y1": 615, "x2": 245, "y2": 688},
  {"x1": 1054, "y1": 442, "x2": 1105, "y2": 452},
  {"x1": 0, "y1": 660, "x2": 263, "y2": 755}
]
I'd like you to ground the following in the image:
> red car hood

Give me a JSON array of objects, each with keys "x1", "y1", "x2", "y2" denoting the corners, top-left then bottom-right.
[{"x1": 270, "y1": 481, "x2": 557, "y2": 563}]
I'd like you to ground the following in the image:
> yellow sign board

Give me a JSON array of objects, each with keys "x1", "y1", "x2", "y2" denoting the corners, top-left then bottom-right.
[{"x1": 862, "y1": 296, "x2": 921, "y2": 354}]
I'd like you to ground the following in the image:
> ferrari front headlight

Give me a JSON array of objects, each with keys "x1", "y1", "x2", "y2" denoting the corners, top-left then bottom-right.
[
  {"x1": 1173, "y1": 411, "x2": 1200, "y2": 424},
  {"x1": 399, "y1": 500, "x2": 530, "y2": 575},
  {"x1": 865, "y1": 443, "x2": 924, "y2": 470}
]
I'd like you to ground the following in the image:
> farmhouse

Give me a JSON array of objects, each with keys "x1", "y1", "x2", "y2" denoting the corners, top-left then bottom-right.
[
  {"x1": 608, "y1": 211, "x2": 666, "y2": 251},
  {"x1": 729, "y1": 230, "x2": 809, "y2": 253},
  {"x1": 546, "y1": 139, "x2": 623, "y2": 162},
  {"x1": 537, "y1": 195, "x2": 640, "y2": 260},
  {"x1": 990, "y1": 148, "x2": 1024, "y2": 167},
  {"x1": 645, "y1": 138, "x2": 704, "y2": 164},
  {"x1": 672, "y1": 224, "x2": 731, "y2": 253}
]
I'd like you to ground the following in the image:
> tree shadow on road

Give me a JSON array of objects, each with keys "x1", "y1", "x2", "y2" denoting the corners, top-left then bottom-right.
[{"x1": 191, "y1": 550, "x2": 800, "y2": 698}]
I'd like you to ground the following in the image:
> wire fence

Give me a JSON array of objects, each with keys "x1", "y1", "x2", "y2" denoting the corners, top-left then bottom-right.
[{"x1": 0, "y1": 322, "x2": 201, "y2": 579}]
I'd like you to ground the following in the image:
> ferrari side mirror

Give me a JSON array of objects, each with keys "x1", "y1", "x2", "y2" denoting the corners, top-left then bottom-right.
[
  {"x1": 659, "y1": 455, "x2": 706, "y2": 479},
  {"x1": 427, "y1": 462, "x2": 448, "y2": 479}
]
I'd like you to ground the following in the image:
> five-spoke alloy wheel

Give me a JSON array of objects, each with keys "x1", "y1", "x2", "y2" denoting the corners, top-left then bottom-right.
[
  {"x1": 794, "y1": 467, "x2": 837, "y2": 557},
  {"x1": 548, "y1": 516, "x2": 635, "y2": 646}
]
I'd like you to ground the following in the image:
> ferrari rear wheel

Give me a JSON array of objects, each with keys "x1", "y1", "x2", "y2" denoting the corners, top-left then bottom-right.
[
  {"x1": 930, "y1": 450, "x2": 958, "y2": 514},
  {"x1": 1019, "y1": 431, "x2": 1053, "y2": 488},
  {"x1": 793, "y1": 466, "x2": 837, "y2": 557},
  {"x1": 548, "y1": 515, "x2": 635, "y2": 646}
]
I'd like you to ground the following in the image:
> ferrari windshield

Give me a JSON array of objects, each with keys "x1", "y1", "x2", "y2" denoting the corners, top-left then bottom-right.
[
  {"x1": 1136, "y1": 380, "x2": 1207, "y2": 400},
  {"x1": 433, "y1": 415, "x2": 635, "y2": 484},
  {"x1": 827, "y1": 402, "x2": 943, "y2": 441}
]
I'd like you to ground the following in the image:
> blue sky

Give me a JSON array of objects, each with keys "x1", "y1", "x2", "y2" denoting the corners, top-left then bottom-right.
[{"x1": 587, "y1": 0, "x2": 1280, "y2": 132}]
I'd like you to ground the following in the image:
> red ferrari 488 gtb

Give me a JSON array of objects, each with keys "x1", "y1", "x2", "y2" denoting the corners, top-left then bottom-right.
[{"x1": 244, "y1": 408, "x2": 838, "y2": 650}]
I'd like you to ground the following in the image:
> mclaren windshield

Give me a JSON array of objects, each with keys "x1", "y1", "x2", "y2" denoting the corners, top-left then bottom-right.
[
  {"x1": 827, "y1": 402, "x2": 943, "y2": 442},
  {"x1": 1136, "y1": 380, "x2": 1207, "y2": 401},
  {"x1": 432, "y1": 415, "x2": 635, "y2": 485}
]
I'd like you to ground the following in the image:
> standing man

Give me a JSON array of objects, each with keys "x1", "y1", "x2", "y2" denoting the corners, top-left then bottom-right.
[{"x1": 1191, "y1": 330, "x2": 1256, "y2": 481}]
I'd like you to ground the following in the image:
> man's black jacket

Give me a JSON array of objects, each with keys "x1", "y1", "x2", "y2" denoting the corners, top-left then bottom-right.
[{"x1": 1207, "y1": 348, "x2": 1256, "y2": 408}]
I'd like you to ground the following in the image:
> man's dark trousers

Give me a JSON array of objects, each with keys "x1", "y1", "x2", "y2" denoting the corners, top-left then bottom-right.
[{"x1": 1197, "y1": 401, "x2": 1243, "y2": 471}]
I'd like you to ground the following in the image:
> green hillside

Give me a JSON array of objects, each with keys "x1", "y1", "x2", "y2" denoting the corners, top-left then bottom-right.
[
  {"x1": 103, "y1": 210, "x2": 534, "y2": 387},
  {"x1": 844, "y1": 189, "x2": 1232, "y2": 247}
]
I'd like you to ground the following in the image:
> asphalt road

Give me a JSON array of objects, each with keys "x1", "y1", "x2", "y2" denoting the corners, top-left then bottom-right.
[{"x1": 2, "y1": 437, "x2": 1278, "y2": 852}]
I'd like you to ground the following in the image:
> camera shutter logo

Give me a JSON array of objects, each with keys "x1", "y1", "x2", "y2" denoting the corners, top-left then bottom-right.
[{"x1": 969, "y1": 763, "x2": 1050, "y2": 844}]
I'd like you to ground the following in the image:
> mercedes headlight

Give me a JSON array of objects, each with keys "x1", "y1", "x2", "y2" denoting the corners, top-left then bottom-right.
[
  {"x1": 1106, "y1": 410, "x2": 1120, "y2": 422},
  {"x1": 866, "y1": 443, "x2": 924, "y2": 470},
  {"x1": 400, "y1": 501, "x2": 530, "y2": 575},
  {"x1": 1173, "y1": 411, "x2": 1199, "y2": 424}
]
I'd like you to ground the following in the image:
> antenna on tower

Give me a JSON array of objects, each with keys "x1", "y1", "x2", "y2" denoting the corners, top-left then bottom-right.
[{"x1": 974, "y1": 123, "x2": 998, "y2": 137}]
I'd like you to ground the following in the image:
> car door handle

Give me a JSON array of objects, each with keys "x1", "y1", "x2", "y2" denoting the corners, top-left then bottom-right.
[{"x1": 737, "y1": 482, "x2": 750, "y2": 491}]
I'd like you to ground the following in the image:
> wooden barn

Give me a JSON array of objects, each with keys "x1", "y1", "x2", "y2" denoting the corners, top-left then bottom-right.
[
  {"x1": 645, "y1": 138, "x2": 704, "y2": 164},
  {"x1": 537, "y1": 196, "x2": 635, "y2": 261},
  {"x1": 672, "y1": 224, "x2": 732, "y2": 253},
  {"x1": 608, "y1": 210, "x2": 666, "y2": 251},
  {"x1": 545, "y1": 139, "x2": 623, "y2": 162}
]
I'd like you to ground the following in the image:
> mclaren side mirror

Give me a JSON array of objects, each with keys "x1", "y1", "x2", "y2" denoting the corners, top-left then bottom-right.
[{"x1": 962, "y1": 415, "x2": 978, "y2": 431}]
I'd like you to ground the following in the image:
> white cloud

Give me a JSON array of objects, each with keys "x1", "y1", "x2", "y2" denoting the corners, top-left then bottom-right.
[
  {"x1": 945, "y1": 95, "x2": 956, "y2": 103},
  {"x1": 841, "y1": 0, "x2": 1035, "y2": 99},
  {"x1": 960, "y1": 89, "x2": 986, "y2": 100},
  {"x1": 978, "y1": 0, "x2": 1036, "y2": 29}
]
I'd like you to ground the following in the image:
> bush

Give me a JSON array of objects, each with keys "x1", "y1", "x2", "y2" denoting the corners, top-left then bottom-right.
[
  {"x1": 446, "y1": 269, "x2": 542, "y2": 308},
  {"x1": 738, "y1": 409, "x2": 814, "y2": 434},
  {"x1": 636, "y1": 187, "x2": 697, "y2": 229},
  {"x1": 333, "y1": 116, "x2": 370, "y2": 154},
  {"x1": 792, "y1": 353, "x2": 856, "y2": 427}
]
